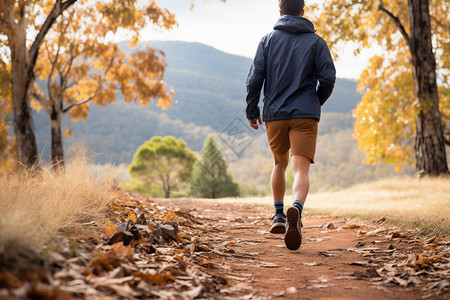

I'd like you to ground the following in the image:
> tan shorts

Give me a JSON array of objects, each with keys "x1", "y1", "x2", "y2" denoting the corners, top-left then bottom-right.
[{"x1": 265, "y1": 118, "x2": 318, "y2": 163}]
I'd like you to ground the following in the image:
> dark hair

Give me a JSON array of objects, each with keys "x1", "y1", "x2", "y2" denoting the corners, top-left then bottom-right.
[{"x1": 278, "y1": 0, "x2": 304, "y2": 16}]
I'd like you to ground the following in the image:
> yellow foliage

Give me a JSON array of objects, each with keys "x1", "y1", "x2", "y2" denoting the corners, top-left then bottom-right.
[
  {"x1": 27, "y1": 0, "x2": 177, "y2": 135},
  {"x1": 310, "y1": 0, "x2": 449, "y2": 168},
  {"x1": 0, "y1": 59, "x2": 14, "y2": 166},
  {"x1": 30, "y1": 100, "x2": 42, "y2": 113},
  {"x1": 63, "y1": 128, "x2": 73, "y2": 138}
]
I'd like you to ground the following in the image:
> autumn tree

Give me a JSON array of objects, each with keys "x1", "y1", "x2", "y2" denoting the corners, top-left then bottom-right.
[
  {"x1": 0, "y1": 59, "x2": 14, "y2": 168},
  {"x1": 31, "y1": 1, "x2": 175, "y2": 166},
  {"x1": 310, "y1": 0, "x2": 449, "y2": 175},
  {"x1": 189, "y1": 136, "x2": 239, "y2": 198},
  {"x1": 129, "y1": 136, "x2": 196, "y2": 198},
  {"x1": 0, "y1": 0, "x2": 81, "y2": 167}
]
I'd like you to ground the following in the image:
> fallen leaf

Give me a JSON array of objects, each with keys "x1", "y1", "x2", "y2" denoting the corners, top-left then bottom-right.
[
  {"x1": 181, "y1": 286, "x2": 204, "y2": 300},
  {"x1": 259, "y1": 262, "x2": 280, "y2": 268},
  {"x1": 91, "y1": 252, "x2": 113, "y2": 272},
  {"x1": 104, "y1": 220, "x2": 118, "y2": 237},
  {"x1": 366, "y1": 228, "x2": 387, "y2": 236},
  {"x1": 198, "y1": 258, "x2": 214, "y2": 268},
  {"x1": 349, "y1": 261, "x2": 371, "y2": 267},
  {"x1": 112, "y1": 205, "x2": 124, "y2": 211},
  {"x1": 111, "y1": 243, "x2": 134, "y2": 260},
  {"x1": 302, "y1": 262, "x2": 321, "y2": 266},
  {"x1": 162, "y1": 212, "x2": 177, "y2": 221},
  {"x1": 343, "y1": 224, "x2": 360, "y2": 229},
  {"x1": 0, "y1": 271, "x2": 23, "y2": 289},
  {"x1": 318, "y1": 251, "x2": 338, "y2": 257},
  {"x1": 136, "y1": 214, "x2": 147, "y2": 225},
  {"x1": 134, "y1": 271, "x2": 173, "y2": 285},
  {"x1": 393, "y1": 276, "x2": 409, "y2": 287},
  {"x1": 128, "y1": 211, "x2": 137, "y2": 223}
]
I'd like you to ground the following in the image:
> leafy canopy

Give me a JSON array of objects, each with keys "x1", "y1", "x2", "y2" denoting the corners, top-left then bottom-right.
[
  {"x1": 309, "y1": 0, "x2": 449, "y2": 168},
  {"x1": 128, "y1": 136, "x2": 196, "y2": 198},
  {"x1": 31, "y1": 0, "x2": 177, "y2": 123}
]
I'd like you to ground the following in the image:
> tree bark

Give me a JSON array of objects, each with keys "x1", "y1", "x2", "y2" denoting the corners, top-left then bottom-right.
[
  {"x1": 8, "y1": 0, "x2": 79, "y2": 168},
  {"x1": 50, "y1": 104, "x2": 64, "y2": 167},
  {"x1": 408, "y1": 0, "x2": 449, "y2": 175},
  {"x1": 11, "y1": 19, "x2": 38, "y2": 167}
]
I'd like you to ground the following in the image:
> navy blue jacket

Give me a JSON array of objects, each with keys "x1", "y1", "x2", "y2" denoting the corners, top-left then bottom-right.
[{"x1": 246, "y1": 15, "x2": 336, "y2": 121}]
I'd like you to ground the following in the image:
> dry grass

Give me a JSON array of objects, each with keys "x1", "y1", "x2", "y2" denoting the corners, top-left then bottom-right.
[
  {"x1": 306, "y1": 176, "x2": 450, "y2": 236},
  {"x1": 0, "y1": 154, "x2": 116, "y2": 258},
  {"x1": 198, "y1": 176, "x2": 450, "y2": 236}
]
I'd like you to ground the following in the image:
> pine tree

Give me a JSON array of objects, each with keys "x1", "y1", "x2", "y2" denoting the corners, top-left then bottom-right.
[{"x1": 189, "y1": 136, "x2": 239, "y2": 198}]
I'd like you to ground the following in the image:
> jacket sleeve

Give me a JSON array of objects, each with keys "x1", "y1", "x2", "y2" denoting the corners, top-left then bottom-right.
[
  {"x1": 314, "y1": 38, "x2": 336, "y2": 106},
  {"x1": 246, "y1": 39, "x2": 266, "y2": 119}
]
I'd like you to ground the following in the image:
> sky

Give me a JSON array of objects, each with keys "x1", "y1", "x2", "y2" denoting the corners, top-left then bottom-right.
[{"x1": 138, "y1": 0, "x2": 377, "y2": 80}]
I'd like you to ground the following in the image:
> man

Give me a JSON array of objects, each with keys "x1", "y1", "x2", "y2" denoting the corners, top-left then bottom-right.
[{"x1": 246, "y1": 0, "x2": 336, "y2": 250}]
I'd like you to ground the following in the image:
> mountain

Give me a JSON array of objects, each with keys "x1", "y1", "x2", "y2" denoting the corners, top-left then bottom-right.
[{"x1": 34, "y1": 41, "x2": 362, "y2": 165}]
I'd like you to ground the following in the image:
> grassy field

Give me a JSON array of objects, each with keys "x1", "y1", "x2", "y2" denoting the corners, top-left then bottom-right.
[
  {"x1": 193, "y1": 176, "x2": 450, "y2": 236},
  {"x1": 0, "y1": 155, "x2": 116, "y2": 259}
]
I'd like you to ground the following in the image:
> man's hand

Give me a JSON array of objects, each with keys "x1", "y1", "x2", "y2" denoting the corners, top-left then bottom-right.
[{"x1": 248, "y1": 116, "x2": 262, "y2": 130}]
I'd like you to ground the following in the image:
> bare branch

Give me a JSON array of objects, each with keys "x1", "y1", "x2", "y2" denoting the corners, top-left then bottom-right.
[
  {"x1": 62, "y1": 46, "x2": 77, "y2": 80},
  {"x1": 63, "y1": 54, "x2": 116, "y2": 113},
  {"x1": 378, "y1": 0, "x2": 412, "y2": 53},
  {"x1": 28, "y1": 0, "x2": 78, "y2": 82},
  {"x1": 62, "y1": 93, "x2": 95, "y2": 113},
  {"x1": 47, "y1": 41, "x2": 62, "y2": 105}
]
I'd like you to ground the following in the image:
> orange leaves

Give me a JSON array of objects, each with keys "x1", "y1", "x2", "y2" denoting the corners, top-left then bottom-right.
[
  {"x1": 30, "y1": 100, "x2": 42, "y2": 113},
  {"x1": 111, "y1": 243, "x2": 134, "y2": 260},
  {"x1": 63, "y1": 126, "x2": 73, "y2": 138},
  {"x1": 104, "y1": 220, "x2": 118, "y2": 237},
  {"x1": 120, "y1": 48, "x2": 174, "y2": 110},
  {"x1": 133, "y1": 271, "x2": 175, "y2": 285},
  {"x1": 30, "y1": 0, "x2": 176, "y2": 143},
  {"x1": 309, "y1": 0, "x2": 449, "y2": 169},
  {"x1": 407, "y1": 253, "x2": 444, "y2": 268},
  {"x1": 198, "y1": 258, "x2": 214, "y2": 268},
  {"x1": 128, "y1": 211, "x2": 137, "y2": 223},
  {"x1": 162, "y1": 212, "x2": 177, "y2": 221},
  {"x1": 91, "y1": 252, "x2": 114, "y2": 272}
]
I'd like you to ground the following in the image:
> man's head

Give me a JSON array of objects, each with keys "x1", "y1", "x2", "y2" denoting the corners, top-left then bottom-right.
[{"x1": 278, "y1": 0, "x2": 305, "y2": 17}]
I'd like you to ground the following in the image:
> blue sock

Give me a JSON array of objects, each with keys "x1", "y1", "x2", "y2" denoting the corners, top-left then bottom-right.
[
  {"x1": 274, "y1": 202, "x2": 285, "y2": 216},
  {"x1": 293, "y1": 200, "x2": 304, "y2": 227},
  {"x1": 293, "y1": 200, "x2": 303, "y2": 216}
]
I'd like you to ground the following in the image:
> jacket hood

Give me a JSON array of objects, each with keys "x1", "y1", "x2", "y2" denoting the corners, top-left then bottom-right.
[{"x1": 274, "y1": 15, "x2": 315, "y2": 34}]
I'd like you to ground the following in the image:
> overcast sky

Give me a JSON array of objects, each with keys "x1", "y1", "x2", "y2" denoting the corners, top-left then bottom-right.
[{"x1": 139, "y1": 0, "x2": 375, "y2": 80}]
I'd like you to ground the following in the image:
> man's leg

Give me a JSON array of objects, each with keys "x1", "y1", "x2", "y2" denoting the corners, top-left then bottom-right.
[
  {"x1": 291, "y1": 155, "x2": 311, "y2": 205},
  {"x1": 285, "y1": 155, "x2": 311, "y2": 250},
  {"x1": 269, "y1": 151, "x2": 289, "y2": 234},
  {"x1": 271, "y1": 151, "x2": 289, "y2": 203}
]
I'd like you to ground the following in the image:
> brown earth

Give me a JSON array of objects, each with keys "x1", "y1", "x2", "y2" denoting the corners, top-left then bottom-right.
[
  {"x1": 158, "y1": 198, "x2": 450, "y2": 300},
  {"x1": 1, "y1": 191, "x2": 448, "y2": 300}
]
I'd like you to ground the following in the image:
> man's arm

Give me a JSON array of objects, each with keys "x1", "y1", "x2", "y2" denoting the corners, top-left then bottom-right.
[
  {"x1": 246, "y1": 40, "x2": 266, "y2": 122},
  {"x1": 314, "y1": 38, "x2": 336, "y2": 106}
]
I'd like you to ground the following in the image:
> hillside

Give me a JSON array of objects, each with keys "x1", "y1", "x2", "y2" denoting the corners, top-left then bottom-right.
[{"x1": 34, "y1": 41, "x2": 361, "y2": 165}]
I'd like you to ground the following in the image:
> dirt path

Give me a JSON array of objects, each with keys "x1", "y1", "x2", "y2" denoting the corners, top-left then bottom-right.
[
  {"x1": 157, "y1": 198, "x2": 449, "y2": 300},
  {"x1": 1, "y1": 192, "x2": 447, "y2": 299}
]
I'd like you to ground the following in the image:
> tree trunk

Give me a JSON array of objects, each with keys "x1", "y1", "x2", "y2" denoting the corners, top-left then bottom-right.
[
  {"x1": 50, "y1": 104, "x2": 64, "y2": 167},
  {"x1": 165, "y1": 185, "x2": 170, "y2": 198},
  {"x1": 10, "y1": 20, "x2": 38, "y2": 167},
  {"x1": 408, "y1": 0, "x2": 449, "y2": 175}
]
